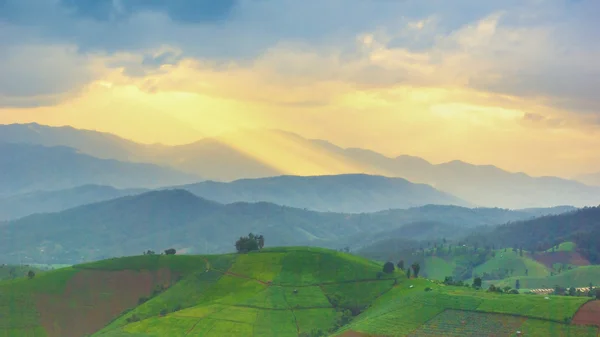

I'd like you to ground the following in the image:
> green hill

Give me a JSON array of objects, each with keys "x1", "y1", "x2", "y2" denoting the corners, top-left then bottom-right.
[
  {"x1": 333, "y1": 279, "x2": 596, "y2": 337},
  {"x1": 1, "y1": 248, "x2": 598, "y2": 337},
  {"x1": 486, "y1": 265, "x2": 600, "y2": 290}
]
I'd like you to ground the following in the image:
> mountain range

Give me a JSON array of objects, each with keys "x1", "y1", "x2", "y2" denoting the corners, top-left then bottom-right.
[
  {"x1": 0, "y1": 189, "x2": 577, "y2": 264},
  {"x1": 0, "y1": 142, "x2": 199, "y2": 196},
  {"x1": 2, "y1": 122, "x2": 600, "y2": 208},
  {"x1": 0, "y1": 185, "x2": 148, "y2": 221},
  {"x1": 0, "y1": 174, "x2": 467, "y2": 220},
  {"x1": 169, "y1": 174, "x2": 471, "y2": 213}
]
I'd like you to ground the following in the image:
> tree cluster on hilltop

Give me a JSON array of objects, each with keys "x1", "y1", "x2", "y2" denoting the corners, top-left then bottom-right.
[{"x1": 235, "y1": 233, "x2": 264, "y2": 253}]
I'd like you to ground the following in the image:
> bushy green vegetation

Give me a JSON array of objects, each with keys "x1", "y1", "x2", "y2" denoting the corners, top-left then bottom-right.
[{"x1": 546, "y1": 242, "x2": 577, "y2": 253}]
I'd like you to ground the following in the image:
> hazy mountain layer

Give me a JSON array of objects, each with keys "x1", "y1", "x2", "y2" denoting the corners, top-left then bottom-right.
[{"x1": 0, "y1": 190, "x2": 577, "y2": 264}]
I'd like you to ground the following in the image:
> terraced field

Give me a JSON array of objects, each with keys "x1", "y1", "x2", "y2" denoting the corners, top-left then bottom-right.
[
  {"x1": 333, "y1": 280, "x2": 598, "y2": 337},
  {"x1": 1, "y1": 247, "x2": 598, "y2": 337}
]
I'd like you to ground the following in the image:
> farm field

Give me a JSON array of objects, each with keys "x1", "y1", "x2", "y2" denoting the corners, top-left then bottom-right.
[
  {"x1": 1, "y1": 247, "x2": 598, "y2": 337},
  {"x1": 485, "y1": 265, "x2": 600, "y2": 289},
  {"x1": 474, "y1": 250, "x2": 551, "y2": 279},
  {"x1": 332, "y1": 279, "x2": 597, "y2": 337}
]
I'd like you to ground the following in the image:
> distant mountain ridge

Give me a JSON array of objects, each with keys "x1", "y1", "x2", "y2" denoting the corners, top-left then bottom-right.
[
  {"x1": 0, "y1": 189, "x2": 578, "y2": 264},
  {"x1": 0, "y1": 185, "x2": 149, "y2": 220},
  {"x1": 2, "y1": 123, "x2": 600, "y2": 208},
  {"x1": 169, "y1": 174, "x2": 472, "y2": 213},
  {"x1": 0, "y1": 142, "x2": 199, "y2": 196}
]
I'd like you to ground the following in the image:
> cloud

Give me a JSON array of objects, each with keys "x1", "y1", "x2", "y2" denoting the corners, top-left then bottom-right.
[{"x1": 0, "y1": 0, "x2": 599, "y2": 124}]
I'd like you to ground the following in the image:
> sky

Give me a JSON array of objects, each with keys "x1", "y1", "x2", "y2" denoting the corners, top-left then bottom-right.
[{"x1": 0, "y1": 0, "x2": 599, "y2": 178}]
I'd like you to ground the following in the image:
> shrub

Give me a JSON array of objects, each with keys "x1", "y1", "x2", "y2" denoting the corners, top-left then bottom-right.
[{"x1": 383, "y1": 262, "x2": 395, "y2": 274}]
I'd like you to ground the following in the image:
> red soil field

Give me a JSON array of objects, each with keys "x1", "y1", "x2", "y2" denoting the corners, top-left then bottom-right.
[
  {"x1": 532, "y1": 251, "x2": 590, "y2": 268},
  {"x1": 35, "y1": 268, "x2": 178, "y2": 337},
  {"x1": 571, "y1": 300, "x2": 600, "y2": 328}
]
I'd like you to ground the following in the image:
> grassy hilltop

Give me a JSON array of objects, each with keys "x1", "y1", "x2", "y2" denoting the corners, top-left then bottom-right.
[{"x1": 0, "y1": 247, "x2": 598, "y2": 337}]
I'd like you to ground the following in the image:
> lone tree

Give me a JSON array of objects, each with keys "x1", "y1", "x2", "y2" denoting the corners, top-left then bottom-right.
[
  {"x1": 383, "y1": 262, "x2": 395, "y2": 274},
  {"x1": 164, "y1": 248, "x2": 176, "y2": 255},
  {"x1": 235, "y1": 233, "x2": 262, "y2": 253},
  {"x1": 257, "y1": 235, "x2": 265, "y2": 249},
  {"x1": 406, "y1": 268, "x2": 412, "y2": 279},
  {"x1": 473, "y1": 277, "x2": 482, "y2": 288},
  {"x1": 515, "y1": 279, "x2": 521, "y2": 290},
  {"x1": 411, "y1": 262, "x2": 421, "y2": 278},
  {"x1": 596, "y1": 288, "x2": 600, "y2": 300},
  {"x1": 27, "y1": 270, "x2": 35, "y2": 279},
  {"x1": 397, "y1": 260, "x2": 405, "y2": 271}
]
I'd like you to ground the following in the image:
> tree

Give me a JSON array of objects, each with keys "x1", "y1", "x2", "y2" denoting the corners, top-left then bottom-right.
[
  {"x1": 383, "y1": 262, "x2": 395, "y2": 274},
  {"x1": 596, "y1": 288, "x2": 600, "y2": 300},
  {"x1": 568, "y1": 287, "x2": 577, "y2": 296},
  {"x1": 27, "y1": 270, "x2": 35, "y2": 279},
  {"x1": 515, "y1": 279, "x2": 521, "y2": 290},
  {"x1": 235, "y1": 233, "x2": 261, "y2": 253},
  {"x1": 164, "y1": 248, "x2": 176, "y2": 255},
  {"x1": 257, "y1": 235, "x2": 265, "y2": 249},
  {"x1": 411, "y1": 262, "x2": 420, "y2": 278},
  {"x1": 473, "y1": 277, "x2": 482, "y2": 288},
  {"x1": 397, "y1": 260, "x2": 405, "y2": 270},
  {"x1": 406, "y1": 268, "x2": 412, "y2": 279}
]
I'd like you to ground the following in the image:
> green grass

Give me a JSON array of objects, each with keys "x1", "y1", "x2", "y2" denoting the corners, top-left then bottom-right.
[
  {"x1": 474, "y1": 250, "x2": 550, "y2": 279},
  {"x1": 421, "y1": 256, "x2": 456, "y2": 280},
  {"x1": 1, "y1": 247, "x2": 597, "y2": 337},
  {"x1": 333, "y1": 279, "x2": 593, "y2": 336},
  {"x1": 93, "y1": 248, "x2": 400, "y2": 337},
  {"x1": 546, "y1": 242, "x2": 577, "y2": 253},
  {"x1": 486, "y1": 265, "x2": 600, "y2": 289}
]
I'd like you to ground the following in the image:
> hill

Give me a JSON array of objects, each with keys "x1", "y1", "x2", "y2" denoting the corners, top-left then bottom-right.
[
  {"x1": 0, "y1": 185, "x2": 148, "y2": 221},
  {"x1": 0, "y1": 142, "x2": 199, "y2": 196},
  {"x1": 172, "y1": 174, "x2": 472, "y2": 213},
  {"x1": 466, "y1": 206, "x2": 600, "y2": 264},
  {"x1": 1, "y1": 248, "x2": 597, "y2": 337},
  {"x1": 3, "y1": 123, "x2": 600, "y2": 209},
  {"x1": 0, "y1": 191, "x2": 571, "y2": 265},
  {"x1": 0, "y1": 248, "x2": 400, "y2": 337},
  {"x1": 487, "y1": 265, "x2": 600, "y2": 290}
]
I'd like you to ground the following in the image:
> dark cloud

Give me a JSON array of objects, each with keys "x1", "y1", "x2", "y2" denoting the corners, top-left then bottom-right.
[{"x1": 58, "y1": 0, "x2": 238, "y2": 23}]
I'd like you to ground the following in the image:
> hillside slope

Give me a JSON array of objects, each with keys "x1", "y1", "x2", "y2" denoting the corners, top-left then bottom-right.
[
  {"x1": 0, "y1": 248, "x2": 400, "y2": 337},
  {"x1": 0, "y1": 143, "x2": 199, "y2": 196},
  {"x1": 1, "y1": 249, "x2": 595, "y2": 337},
  {"x1": 466, "y1": 206, "x2": 600, "y2": 264},
  {"x1": 0, "y1": 191, "x2": 570, "y2": 265},
  {"x1": 173, "y1": 174, "x2": 471, "y2": 213}
]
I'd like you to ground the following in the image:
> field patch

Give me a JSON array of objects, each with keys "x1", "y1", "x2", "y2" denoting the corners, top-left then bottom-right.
[
  {"x1": 533, "y1": 251, "x2": 590, "y2": 269},
  {"x1": 518, "y1": 319, "x2": 598, "y2": 336},
  {"x1": 422, "y1": 256, "x2": 456, "y2": 280},
  {"x1": 227, "y1": 252, "x2": 284, "y2": 282},
  {"x1": 572, "y1": 300, "x2": 600, "y2": 328},
  {"x1": 487, "y1": 265, "x2": 600, "y2": 289},
  {"x1": 407, "y1": 309, "x2": 526, "y2": 337},
  {"x1": 35, "y1": 268, "x2": 177, "y2": 337},
  {"x1": 474, "y1": 251, "x2": 550, "y2": 279}
]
